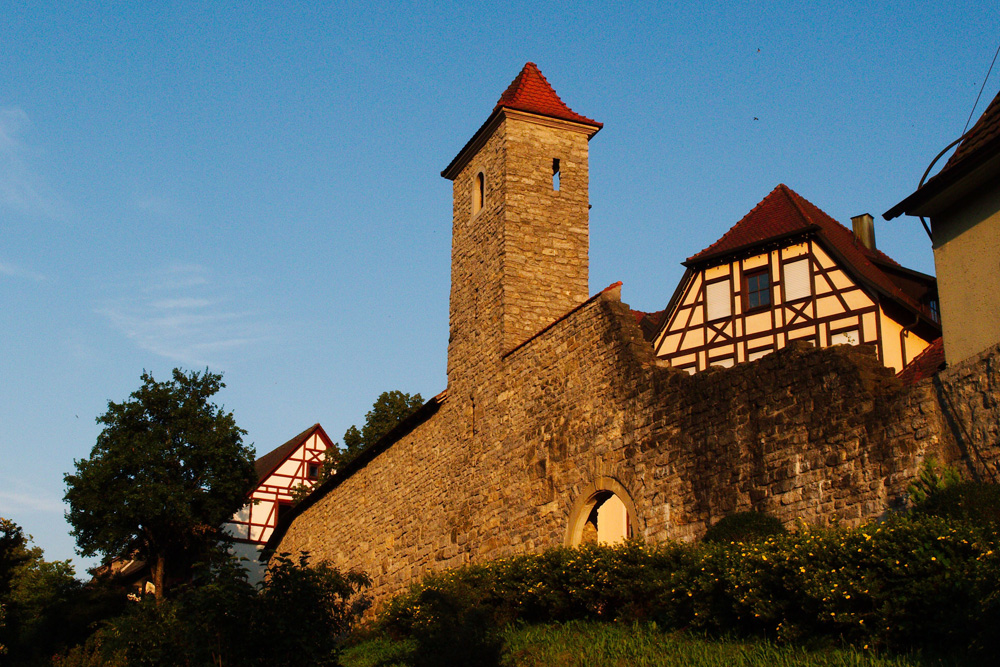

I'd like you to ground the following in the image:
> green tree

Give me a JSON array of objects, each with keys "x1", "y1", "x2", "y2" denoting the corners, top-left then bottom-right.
[
  {"x1": 343, "y1": 389, "x2": 424, "y2": 465},
  {"x1": 64, "y1": 369, "x2": 257, "y2": 601},
  {"x1": 292, "y1": 390, "x2": 423, "y2": 503},
  {"x1": 0, "y1": 517, "x2": 30, "y2": 657},
  {"x1": 0, "y1": 518, "x2": 124, "y2": 664}
]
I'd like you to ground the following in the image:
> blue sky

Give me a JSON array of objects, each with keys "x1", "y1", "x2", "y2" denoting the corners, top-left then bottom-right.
[{"x1": 2, "y1": 2, "x2": 998, "y2": 572}]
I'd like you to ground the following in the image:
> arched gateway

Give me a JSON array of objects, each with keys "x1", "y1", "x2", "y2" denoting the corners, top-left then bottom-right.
[{"x1": 565, "y1": 477, "x2": 639, "y2": 547}]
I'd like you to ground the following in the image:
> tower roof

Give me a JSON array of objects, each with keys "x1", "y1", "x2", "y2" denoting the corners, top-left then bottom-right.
[
  {"x1": 494, "y1": 62, "x2": 603, "y2": 129},
  {"x1": 442, "y1": 62, "x2": 601, "y2": 179}
]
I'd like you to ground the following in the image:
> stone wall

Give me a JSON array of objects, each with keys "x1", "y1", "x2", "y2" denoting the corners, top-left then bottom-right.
[
  {"x1": 276, "y1": 286, "x2": 987, "y2": 606},
  {"x1": 933, "y1": 342, "x2": 1000, "y2": 481}
]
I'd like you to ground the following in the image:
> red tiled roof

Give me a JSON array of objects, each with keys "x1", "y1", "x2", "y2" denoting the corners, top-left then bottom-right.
[
  {"x1": 495, "y1": 62, "x2": 602, "y2": 129},
  {"x1": 685, "y1": 184, "x2": 929, "y2": 316},
  {"x1": 896, "y1": 337, "x2": 945, "y2": 385},
  {"x1": 254, "y1": 423, "x2": 327, "y2": 484},
  {"x1": 939, "y1": 89, "x2": 1000, "y2": 178}
]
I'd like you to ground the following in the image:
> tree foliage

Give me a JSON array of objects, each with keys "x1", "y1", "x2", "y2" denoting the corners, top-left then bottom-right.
[
  {"x1": 293, "y1": 390, "x2": 423, "y2": 502},
  {"x1": 55, "y1": 554, "x2": 370, "y2": 667},
  {"x1": 64, "y1": 369, "x2": 257, "y2": 600},
  {"x1": 0, "y1": 518, "x2": 125, "y2": 665}
]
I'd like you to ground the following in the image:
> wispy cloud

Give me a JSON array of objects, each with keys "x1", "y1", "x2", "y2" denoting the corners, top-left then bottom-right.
[
  {"x1": 0, "y1": 479, "x2": 65, "y2": 514},
  {"x1": 0, "y1": 259, "x2": 46, "y2": 281},
  {"x1": 0, "y1": 106, "x2": 62, "y2": 217},
  {"x1": 97, "y1": 264, "x2": 273, "y2": 367}
]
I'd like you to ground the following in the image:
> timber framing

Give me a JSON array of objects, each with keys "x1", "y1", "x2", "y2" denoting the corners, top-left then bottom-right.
[{"x1": 654, "y1": 186, "x2": 940, "y2": 375}]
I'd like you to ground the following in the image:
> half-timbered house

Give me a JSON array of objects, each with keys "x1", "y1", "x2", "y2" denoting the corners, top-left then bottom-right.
[
  {"x1": 652, "y1": 184, "x2": 941, "y2": 374},
  {"x1": 226, "y1": 423, "x2": 333, "y2": 580}
]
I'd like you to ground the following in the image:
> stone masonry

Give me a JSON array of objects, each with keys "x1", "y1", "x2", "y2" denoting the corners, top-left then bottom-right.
[{"x1": 272, "y1": 64, "x2": 1000, "y2": 606}]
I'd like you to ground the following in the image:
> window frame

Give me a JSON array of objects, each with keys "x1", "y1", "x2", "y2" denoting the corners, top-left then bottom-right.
[{"x1": 743, "y1": 267, "x2": 772, "y2": 312}]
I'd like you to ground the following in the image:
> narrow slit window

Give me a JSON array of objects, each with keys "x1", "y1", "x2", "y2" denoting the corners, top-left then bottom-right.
[
  {"x1": 552, "y1": 158, "x2": 560, "y2": 191},
  {"x1": 473, "y1": 172, "x2": 484, "y2": 214}
]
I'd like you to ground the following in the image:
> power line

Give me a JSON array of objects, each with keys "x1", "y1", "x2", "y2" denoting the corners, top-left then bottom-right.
[{"x1": 963, "y1": 40, "x2": 1000, "y2": 135}]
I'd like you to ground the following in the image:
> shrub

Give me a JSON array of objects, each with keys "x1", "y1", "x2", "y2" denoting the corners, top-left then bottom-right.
[
  {"x1": 907, "y1": 455, "x2": 962, "y2": 505},
  {"x1": 703, "y1": 511, "x2": 787, "y2": 544},
  {"x1": 911, "y1": 481, "x2": 1000, "y2": 527},
  {"x1": 380, "y1": 518, "x2": 1000, "y2": 657},
  {"x1": 56, "y1": 553, "x2": 370, "y2": 667}
]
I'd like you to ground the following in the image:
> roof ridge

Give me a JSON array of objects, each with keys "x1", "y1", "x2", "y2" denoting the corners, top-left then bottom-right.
[
  {"x1": 780, "y1": 183, "x2": 819, "y2": 227},
  {"x1": 493, "y1": 62, "x2": 602, "y2": 129},
  {"x1": 686, "y1": 184, "x2": 806, "y2": 262}
]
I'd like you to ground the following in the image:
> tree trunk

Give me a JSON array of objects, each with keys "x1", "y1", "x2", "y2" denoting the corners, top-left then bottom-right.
[{"x1": 151, "y1": 553, "x2": 167, "y2": 602}]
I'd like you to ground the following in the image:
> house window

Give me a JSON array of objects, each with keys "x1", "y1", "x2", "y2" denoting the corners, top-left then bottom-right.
[
  {"x1": 783, "y1": 259, "x2": 811, "y2": 301},
  {"x1": 926, "y1": 296, "x2": 940, "y2": 323},
  {"x1": 830, "y1": 329, "x2": 860, "y2": 346},
  {"x1": 307, "y1": 463, "x2": 319, "y2": 480},
  {"x1": 276, "y1": 501, "x2": 294, "y2": 524},
  {"x1": 552, "y1": 158, "x2": 561, "y2": 191},
  {"x1": 744, "y1": 269, "x2": 771, "y2": 310},
  {"x1": 705, "y1": 280, "x2": 732, "y2": 321},
  {"x1": 473, "y1": 172, "x2": 484, "y2": 214}
]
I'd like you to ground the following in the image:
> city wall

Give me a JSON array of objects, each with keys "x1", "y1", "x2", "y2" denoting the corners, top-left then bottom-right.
[{"x1": 276, "y1": 286, "x2": 995, "y2": 605}]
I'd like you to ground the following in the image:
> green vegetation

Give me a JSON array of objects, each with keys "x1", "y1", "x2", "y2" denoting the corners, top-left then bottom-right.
[
  {"x1": 906, "y1": 456, "x2": 962, "y2": 506},
  {"x1": 343, "y1": 621, "x2": 966, "y2": 667},
  {"x1": 376, "y1": 513, "x2": 1000, "y2": 662},
  {"x1": 0, "y1": 517, "x2": 125, "y2": 665},
  {"x1": 703, "y1": 511, "x2": 788, "y2": 544},
  {"x1": 64, "y1": 369, "x2": 257, "y2": 600},
  {"x1": 54, "y1": 553, "x2": 370, "y2": 667}
]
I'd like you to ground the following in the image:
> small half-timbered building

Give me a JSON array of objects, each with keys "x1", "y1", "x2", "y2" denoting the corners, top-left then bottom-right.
[
  {"x1": 226, "y1": 423, "x2": 333, "y2": 579},
  {"x1": 652, "y1": 184, "x2": 941, "y2": 374}
]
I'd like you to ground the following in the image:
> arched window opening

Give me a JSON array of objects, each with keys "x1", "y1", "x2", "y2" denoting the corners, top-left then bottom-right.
[
  {"x1": 566, "y1": 478, "x2": 638, "y2": 547},
  {"x1": 473, "y1": 172, "x2": 484, "y2": 214}
]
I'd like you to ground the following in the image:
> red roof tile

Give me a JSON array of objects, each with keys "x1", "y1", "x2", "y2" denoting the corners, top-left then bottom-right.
[
  {"x1": 896, "y1": 337, "x2": 945, "y2": 385},
  {"x1": 685, "y1": 184, "x2": 932, "y2": 317},
  {"x1": 940, "y1": 89, "x2": 1000, "y2": 177},
  {"x1": 495, "y1": 62, "x2": 602, "y2": 129}
]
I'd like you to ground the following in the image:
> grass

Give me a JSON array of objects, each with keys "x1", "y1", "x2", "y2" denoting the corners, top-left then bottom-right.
[{"x1": 340, "y1": 621, "x2": 966, "y2": 667}]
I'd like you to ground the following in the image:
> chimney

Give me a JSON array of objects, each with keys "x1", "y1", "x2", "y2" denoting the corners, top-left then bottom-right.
[{"x1": 851, "y1": 213, "x2": 876, "y2": 251}]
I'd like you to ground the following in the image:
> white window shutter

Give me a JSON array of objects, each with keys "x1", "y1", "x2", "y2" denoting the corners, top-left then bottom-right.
[
  {"x1": 705, "y1": 281, "x2": 732, "y2": 320},
  {"x1": 783, "y1": 259, "x2": 811, "y2": 301}
]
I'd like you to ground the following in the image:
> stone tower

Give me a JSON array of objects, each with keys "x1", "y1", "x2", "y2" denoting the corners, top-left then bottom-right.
[{"x1": 441, "y1": 63, "x2": 602, "y2": 397}]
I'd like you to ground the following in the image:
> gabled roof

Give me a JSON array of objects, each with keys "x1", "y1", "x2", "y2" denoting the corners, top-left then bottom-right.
[
  {"x1": 253, "y1": 423, "x2": 331, "y2": 484},
  {"x1": 896, "y1": 337, "x2": 945, "y2": 385},
  {"x1": 494, "y1": 62, "x2": 603, "y2": 129},
  {"x1": 884, "y1": 89, "x2": 1000, "y2": 220},
  {"x1": 684, "y1": 184, "x2": 935, "y2": 319}
]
